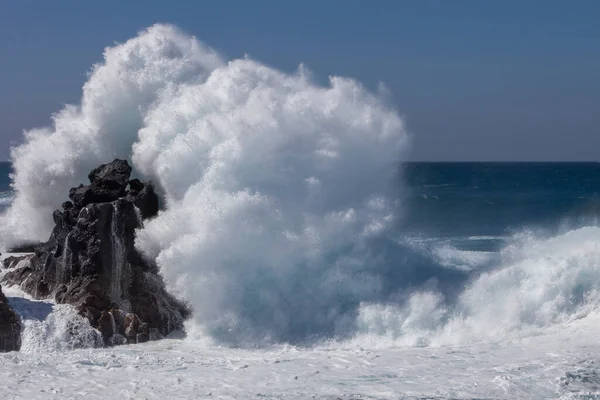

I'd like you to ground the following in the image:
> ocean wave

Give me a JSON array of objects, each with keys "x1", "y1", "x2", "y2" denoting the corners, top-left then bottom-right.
[
  {"x1": 432, "y1": 246, "x2": 496, "y2": 271},
  {"x1": 466, "y1": 235, "x2": 506, "y2": 241},
  {"x1": 353, "y1": 226, "x2": 600, "y2": 347},
  {"x1": 4, "y1": 285, "x2": 102, "y2": 353}
]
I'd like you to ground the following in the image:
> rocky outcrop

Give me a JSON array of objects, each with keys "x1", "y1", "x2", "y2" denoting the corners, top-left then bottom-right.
[
  {"x1": 2, "y1": 159, "x2": 189, "y2": 346},
  {"x1": 0, "y1": 285, "x2": 21, "y2": 352}
]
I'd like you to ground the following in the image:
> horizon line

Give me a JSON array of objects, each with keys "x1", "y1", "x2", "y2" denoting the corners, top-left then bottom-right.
[{"x1": 1, "y1": 160, "x2": 599, "y2": 164}]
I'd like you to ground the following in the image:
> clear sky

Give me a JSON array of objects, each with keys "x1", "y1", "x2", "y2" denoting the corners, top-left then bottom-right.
[{"x1": 0, "y1": 0, "x2": 598, "y2": 161}]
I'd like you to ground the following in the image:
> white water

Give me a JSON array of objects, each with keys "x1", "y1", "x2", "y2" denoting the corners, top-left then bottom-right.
[
  {"x1": 3, "y1": 223, "x2": 600, "y2": 397},
  {"x1": 3, "y1": 273, "x2": 600, "y2": 398},
  {"x1": 110, "y1": 202, "x2": 126, "y2": 305},
  {"x1": 1, "y1": 293, "x2": 600, "y2": 398},
  {"x1": 1, "y1": 23, "x2": 600, "y2": 398},
  {"x1": 2, "y1": 285, "x2": 102, "y2": 354},
  {"x1": 61, "y1": 232, "x2": 72, "y2": 283},
  {"x1": 109, "y1": 311, "x2": 117, "y2": 337},
  {"x1": 0, "y1": 23, "x2": 407, "y2": 346},
  {"x1": 133, "y1": 205, "x2": 143, "y2": 227},
  {"x1": 360, "y1": 227, "x2": 600, "y2": 348}
]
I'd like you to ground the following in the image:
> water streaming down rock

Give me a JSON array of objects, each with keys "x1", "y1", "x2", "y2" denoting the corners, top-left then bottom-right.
[
  {"x1": 110, "y1": 202, "x2": 127, "y2": 307},
  {"x1": 2, "y1": 160, "x2": 189, "y2": 346},
  {"x1": 109, "y1": 311, "x2": 117, "y2": 338},
  {"x1": 61, "y1": 232, "x2": 72, "y2": 285},
  {"x1": 133, "y1": 205, "x2": 143, "y2": 228}
]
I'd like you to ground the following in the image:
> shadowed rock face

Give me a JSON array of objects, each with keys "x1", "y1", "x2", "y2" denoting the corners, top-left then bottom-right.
[
  {"x1": 2, "y1": 159, "x2": 189, "y2": 346},
  {"x1": 0, "y1": 286, "x2": 21, "y2": 352},
  {"x1": 69, "y1": 159, "x2": 133, "y2": 209}
]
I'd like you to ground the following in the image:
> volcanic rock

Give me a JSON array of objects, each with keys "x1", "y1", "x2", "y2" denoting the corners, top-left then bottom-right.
[
  {"x1": 126, "y1": 183, "x2": 160, "y2": 220},
  {"x1": 2, "y1": 159, "x2": 189, "y2": 346},
  {"x1": 88, "y1": 159, "x2": 132, "y2": 188},
  {"x1": 6, "y1": 242, "x2": 40, "y2": 253},
  {"x1": 0, "y1": 285, "x2": 21, "y2": 352},
  {"x1": 128, "y1": 178, "x2": 144, "y2": 192}
]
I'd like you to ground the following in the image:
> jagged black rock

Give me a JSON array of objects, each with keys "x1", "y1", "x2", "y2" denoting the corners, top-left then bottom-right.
[{"x1": 2, "y1": 159, "x2": 190, "y2": 346}]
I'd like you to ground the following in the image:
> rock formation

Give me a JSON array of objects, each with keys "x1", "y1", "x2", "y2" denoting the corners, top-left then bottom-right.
[
  {"x1": 2, "y1": 159, "x2": 189, "y2": 345},
  {"x1": 0, "y1": 285, "x2": 21, "y2": 352}
]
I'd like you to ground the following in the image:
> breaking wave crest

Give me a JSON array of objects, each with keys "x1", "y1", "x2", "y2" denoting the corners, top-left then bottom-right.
[
  {"x1": 3, "y1": 286, "x2": 103, "y2": 353},
  {"x1": 353, "y1": 227, "x2": 600, "y2": 347},
  {"x1": 19, "y1": 305, "x2": 103, "y2": 353}
]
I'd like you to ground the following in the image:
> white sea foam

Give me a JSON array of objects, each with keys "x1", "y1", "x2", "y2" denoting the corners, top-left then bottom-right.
[
  {"x1": 354, "y1": 226, "x2": 600, "y2": 347},
  {"x1": 3, "y1": 285, "x2": 102, "y2": 353},
  {"x1": 432, "y1": 245, "x2": 496, "y2": 271}
]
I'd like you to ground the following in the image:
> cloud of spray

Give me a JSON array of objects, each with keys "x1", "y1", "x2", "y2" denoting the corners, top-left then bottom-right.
[
  {"x1": 1, "y1": 24, "x2": 416, "y2": 345},
  {"x1": 2, "y1": 24, "x2": 222, "y2": 247},
  {"x1": 4, "y1": 24, "x2": 596, "y2": 348}
]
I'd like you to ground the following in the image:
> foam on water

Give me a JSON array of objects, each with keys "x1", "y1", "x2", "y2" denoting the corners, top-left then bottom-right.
[
  {"x1": 432, "y1": 246, "x2": 496, "y2": 271},
  {"x1": 3, "y1": 286, "x2": 102, "y2": 353},
  {"x1": 353, "y1": 226, "x2": 600, "y2": 347},
  {"x1": 19, "y1": 305, "x2": 103, "y2": 353}
]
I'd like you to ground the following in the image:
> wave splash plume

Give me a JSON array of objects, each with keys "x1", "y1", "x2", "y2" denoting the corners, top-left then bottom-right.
[
  {"x1": 0, "y1": 24, "x2": 409, "y2": 345},
  {"x1": 4, "y1": 24, "x2": 600, "y2": 350}
]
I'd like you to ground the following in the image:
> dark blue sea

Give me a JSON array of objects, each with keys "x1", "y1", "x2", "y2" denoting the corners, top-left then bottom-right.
[{"x1": 398, "y1": 162, "x2": 600, "y2": 252}]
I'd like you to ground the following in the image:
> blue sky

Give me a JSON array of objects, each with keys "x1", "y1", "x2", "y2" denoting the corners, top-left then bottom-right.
[{"x1": 0, "y1": 0, "x2": 598, "y2": 161}]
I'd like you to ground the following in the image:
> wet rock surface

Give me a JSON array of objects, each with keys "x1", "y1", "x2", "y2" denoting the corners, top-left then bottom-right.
[
  {"x1": 0, "y1": 285, "x2": 21, "y2": 352},
  {"x1": 2, "y1": 159, "x2": 190, "y2": 346}
]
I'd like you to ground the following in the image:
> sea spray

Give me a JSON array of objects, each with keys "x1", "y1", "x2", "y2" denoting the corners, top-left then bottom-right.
[
  {"x1": 17, "y1": 303, "x2": 103, "y2": 353},
  {"x1": 3, "y1": 23, "x2": 599, "y2": 350},
  {"x1": 0, "y1": 24, "x2": 222, "y2": 248},
  {"x1": 0, "y1": 24, "x2": 408, "y2": 345}
]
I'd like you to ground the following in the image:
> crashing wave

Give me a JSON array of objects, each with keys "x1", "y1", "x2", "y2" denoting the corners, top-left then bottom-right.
[
  {"x1": 0, "y1": 24, "x2": 409, "y2": 345},
  {"x1": 3, "y1": 23, "x2": 599, "y2": 349}
]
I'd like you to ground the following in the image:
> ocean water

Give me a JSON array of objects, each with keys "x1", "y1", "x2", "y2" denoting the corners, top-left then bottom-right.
[
  {"x1": 2, "y1": 24, "x2": 600, "y2": 399},
  {"x1": 402, "y1": 162, "x2": 600, "y2": 248},
  {"x1": 0, "y1": 162, "x2": 13, "y2": 213}
]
